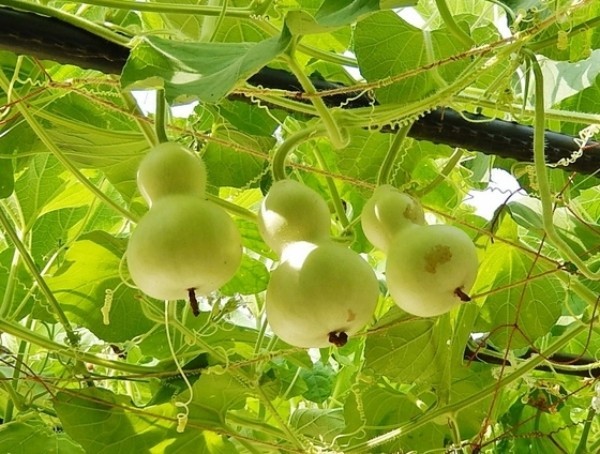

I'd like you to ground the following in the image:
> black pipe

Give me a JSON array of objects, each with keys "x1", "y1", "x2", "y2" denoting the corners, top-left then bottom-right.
[{"x1": 1, "y1": 6, "x2": 598, "y2": 176}]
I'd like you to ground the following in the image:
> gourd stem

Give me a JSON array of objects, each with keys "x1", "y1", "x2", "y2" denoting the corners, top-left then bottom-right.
[
  {"x1": 121, "y1": 91, "x2": 158, "y2": 147},
  {"x1": 414, "y1": 148, "x2": 464, "y2": 197},
  {"x1": 312, "y1": 147, "x2": 350, "y2": 229},
  {"x1": 283, "y1": 52, "x2": 346, "y2": 149},
  {"x1": 525, "y1": 50, "x2": 600, "y2": 281},
  {"x1": 154, "y1": 89, "x2": 169, "y2": 144},
  {"x1": 376, "y1": 123, "x2": 412, "y2": 186},
  {"x1": 271, "y1": 124, "x2": 326, "y2": 181}
]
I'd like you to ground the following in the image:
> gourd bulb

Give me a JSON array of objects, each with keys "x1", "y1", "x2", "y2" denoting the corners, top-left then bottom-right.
[
  {"x1": 361, "y1": 185, "x2": 425, "y2": 252},
  {"x1": 258, "y1": 180, "x2": 331, "y2": 255},
  {"x1": 126, "y1": 195, "x2": 242, "y2": 301},
  {"x1": 266, "y1": 241, "x2": 379, "y2": 348},
  {"x1": 137, "y1": 142, "x2": 207, "y2": 206},
  {"x1": 386, "y1": 225, "x2": 478, "y2": 317}
]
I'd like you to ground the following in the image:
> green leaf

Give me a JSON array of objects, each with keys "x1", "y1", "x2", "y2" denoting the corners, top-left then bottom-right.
[
  {"x1": 46, "y1": 231, "x2": 158, "y2": 342},
  {"x1": 315, "y1": 0, "x2": 381, "y2": 27},
  {"x1": 220, "y1": 254, "x2": 269, "y2": 296},
  {"x1": 147, "y1": 354, "x2": 209, "y2": 406},
  {"x1": 219, "y1": 100, "x2": 284, "y2": 137},
  {"x1": 300, "y1": 363, "x2": 335, "y2": 404},
  {"x1": 190, "y1": 372, "x2": 249, "y2": 424},
  {"x1": 202, "y1": 129, "x2": 271, "y2": 188},
  {"x1": 354, "y1": 12, "x2": 470, "y2": 103},
  {"x1": 473, "y1": 241, "x2": 565, "y2": 349},
  {"x1": 364, "y1": 309, "x2": 444, "y2": 382},
  {"x1": 334, "y1": 127, "x2": 394, "y2": 185},
  {"x1": 507, "y1": 196, "x2": 600, "y2": 257},
  {"x1": 540, "y1": 50, "x2": 600, "y2": 108},
  {"x1": 314, "y1": 0, "x2": 418, "y2": 28},
  {"x1": 122, "y1": 29, "x2": 292, "y2": 104},
  {"x1": 342, "y1": 382, "x2": 448, "y2": 452},
  {"x1": 54, "y1": 387, "x2": 236, "y2": 453},
  {"x1": 290, "y1": 408, "x2": 345, "y2": 442},
  {"x1": 0, "y1": 158, "x2": 13, "y2": 198},
  {"x1": 0, "y1": 421, "x2": 85, "y2": 454},
  {"x1": 14, "y1": 154, "x2": 94, "y2": 225}
]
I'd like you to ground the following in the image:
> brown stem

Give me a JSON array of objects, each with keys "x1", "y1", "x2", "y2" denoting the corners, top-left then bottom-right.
[
  {"x1": 328, "y1": 331, "x2": 348, "y2": 347},
  {"x1": 455, "y1": 287, "x2": 472, "y2": 302},
  {"x1": 187, "y1": 288, "x2": 200, "y2": 317}
]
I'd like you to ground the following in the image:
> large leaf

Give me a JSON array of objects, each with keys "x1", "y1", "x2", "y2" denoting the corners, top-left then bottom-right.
[
  {"x1": 363, "y1": 308, "x2": 446, "y2": 383},
  {"x1": 473, "y1": 241, "x2": 565, "y2": 349},
  {"x1": 0, "y1": 421, "x2": 84, "y2": 454},
  {"x1": 14, "y1": 154, "x2": 94, "y2": 227},
  {"x1": 122, "y1": 29, "x2": 292, "y2": 103},
  {"x1": 354, "y1": 12, "x2": 470, "y2": 103},
  {"x1": 46, "y1": 231, "x2": 158, "y2": 342},
  {"x1": 342, "y1": 382, "x2": 449, "y2": 452},
  {"x1": 202, "y1": 129, "x2": 271, "y2": 188},
  {"x1": 54, "y1": 387, "x2": 236, "y2": 453}
]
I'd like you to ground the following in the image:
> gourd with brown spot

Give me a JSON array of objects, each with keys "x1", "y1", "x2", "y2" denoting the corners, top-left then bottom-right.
[{"x1": 386, "y1": 224, "x2": 478, "y2": 317}]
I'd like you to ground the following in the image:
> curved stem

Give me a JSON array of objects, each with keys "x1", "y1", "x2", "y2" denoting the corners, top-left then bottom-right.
[
  {"x1": 0, "y1": 317, "x2": 164, "y2": 374},
  {"x1": 0, "y1": 246, "x2": 21, "y2": 319},
  {"x1": 434, "y1": 0, "x2": 475, "y2": 48},
  {"x1": 1, "y1": 337, "x2": 29, "y2": 423},
  {"x1": 208, "y1": 0, "x2": 229, "y2": 42},
  {"x1": 283, "y1": 53, "x2": 346, "y2": 149},
  {"x1": 414, "y1": 148, "x2": 464, "y2": 197},
  {"x1": 271, "y1": 124, "x2": 327, "y2": 181},
  {"x1": 525, "y1": 50, "x2": 600, "y2": 281},
  {"x1": 376, "y1": 123, "x2": 412, "y2": 186}
]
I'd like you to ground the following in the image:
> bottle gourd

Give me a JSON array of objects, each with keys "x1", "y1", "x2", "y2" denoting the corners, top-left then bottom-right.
[
  {"x1": 259, "y1": 180, "x2": 379, "y2": 348},
  {"x1": 126, "y1": 143, "x2": 242, "y2": 314},
  {"x1": 362, "y1": 185, "x2": 478, "y2": 317}
]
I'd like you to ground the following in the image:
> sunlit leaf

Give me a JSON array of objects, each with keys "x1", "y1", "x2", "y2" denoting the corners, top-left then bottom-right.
[
  {"x1": 54, "y1": 388, "x2": 236, "y2": 453},
  {"x1": 473, "y1": 241, "x2": 565, "y2": 349},
  {"x1": 0, "y1": 421, "x2": 84, "y2": 454},
  {"x1": 46, "y1": 231, "x2": 158, "y2": 342},
  {"x1": 122, "y1": 30, "x2": 292, "y2": 103},
  {"x1": 364, "y1": 308, "x2": 446, "y2": 383},
  {"x1": 354, "y1": 12, "x2": 469, "y2": 103}
]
